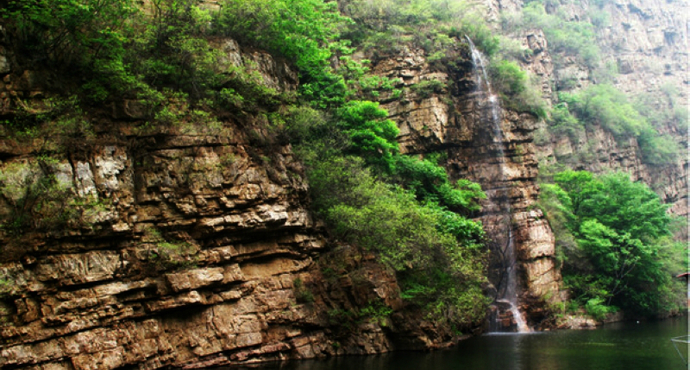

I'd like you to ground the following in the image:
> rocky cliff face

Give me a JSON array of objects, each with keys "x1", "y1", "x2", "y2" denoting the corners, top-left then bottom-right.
[
  {"x1": 0, "y1": 40, "x2": 454, "y2": 370},
  {"x1": 0, "y1": 0, "x2": 686, "y2": 367},
  {"x1": 498, "y1": 0, "x2": 688, "y2": 219},
  {"x1": 370, "y1": 41, "x2": 562, "y2": 330}
]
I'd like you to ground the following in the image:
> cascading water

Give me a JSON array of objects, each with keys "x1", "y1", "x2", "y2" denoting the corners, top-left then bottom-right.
[{"x1": 465, "y1": 37, "x2": 530, "y2": 333}]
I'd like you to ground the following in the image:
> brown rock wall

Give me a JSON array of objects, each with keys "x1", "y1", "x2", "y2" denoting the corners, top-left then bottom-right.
[
  {"x1": 368, "y1": 38, "x2": 564, "y2": 329},
  {"x1": 497, "y1": 0, "x2": 689, "y2": 219},
  {"x1": 0, "y1": 41, "x2": 445, "y2": 370}
]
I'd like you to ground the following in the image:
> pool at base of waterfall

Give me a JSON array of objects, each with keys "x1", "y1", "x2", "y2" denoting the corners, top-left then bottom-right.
[{"x1": 222, "y1": 315, "x2": 688, "y2": 370}]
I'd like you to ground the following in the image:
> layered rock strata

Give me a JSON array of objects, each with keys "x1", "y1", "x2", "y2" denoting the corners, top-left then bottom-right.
[
  {"x1": 498, "y1": 0, "x2": 689, "y2": 220},
  {"x1": 0, "y1": 41, "x2": 452, "y2": 370},
  {"x1": 372, "y1": 41, "x2": 563, "y2": 330}
]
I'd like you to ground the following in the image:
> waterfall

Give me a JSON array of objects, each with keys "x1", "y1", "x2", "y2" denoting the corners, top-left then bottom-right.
[{"x1": 465, "y1": 37, "x2": 530, "y2": 333}]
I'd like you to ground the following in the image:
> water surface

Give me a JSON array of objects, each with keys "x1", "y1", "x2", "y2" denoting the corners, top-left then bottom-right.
[{"x1": 230, "y1": 315, "x2": 688, "y2": 370}]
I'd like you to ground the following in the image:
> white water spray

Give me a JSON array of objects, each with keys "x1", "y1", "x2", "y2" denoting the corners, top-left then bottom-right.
[{"x1": 466, "y1": 37, "x2": 530, "y2": 333}]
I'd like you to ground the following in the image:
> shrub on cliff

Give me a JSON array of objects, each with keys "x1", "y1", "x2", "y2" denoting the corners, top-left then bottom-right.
[
  {"x1": 214, "y1": 0, "x2": 352, "y2": 107},
  {"x1": 335, "y1": 100, "x2": 400, "y2": 170},
  {"x1": 489, "y1": 60, "x2": 547, "y2": 118},
  {"x1": 517, "y1": 2, "x2": 601, "y2": 69},
  {"x1": 306, "y1": 154, "x2": 488, "y2": 328},
  {"x1": 559, "y1": 84, "x2": 680, "y2": 165},
  {"x1": 342, "y1": 0, "x2": 500, "y2": 57}
]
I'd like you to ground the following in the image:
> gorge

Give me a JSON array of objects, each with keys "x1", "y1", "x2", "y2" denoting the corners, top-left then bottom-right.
[{"x1": 0, "y1": 0, "x2": 687, "y2": 369}]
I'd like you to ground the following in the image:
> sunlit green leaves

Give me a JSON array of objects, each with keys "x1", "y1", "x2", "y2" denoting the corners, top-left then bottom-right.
[
  {"x1": 543, "y1": 170, "x2": 680, "y2": 316},
  {"x1": 558, "y1": 85, "x2": 680, "y2": 165},
  {"x1": 335, "y1": 101, "x2": 400, "y2": 169},
  {"x1": 305, "y1": 153, "x2": 488, "y2": 328}
]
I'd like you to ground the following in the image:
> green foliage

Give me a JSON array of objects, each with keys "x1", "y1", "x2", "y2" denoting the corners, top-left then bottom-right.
[
  {"x1": 547, "y1": 103, "x2": 583, "y2": 141},
  {"x1": 293, "y1": 278, "x2": 315, "y2": 304},
  {"x1": 0, "y1": 159, "x2": 75, "y2": 237},
  {"x1": 632, "y1": 89, "x2": 687, "y2": 165},
  {"x1": 342, "y1": 0, "x2": 500, "y2": 57},
  {"x1": 327, "y1": 299, "x2": 394, "y2": 334},
  {"x1": 517, "y1": 2, "x2": 601, "y2": 68},
  {"x1": 537, "y1": 183, "x2": 577, "y2": 265},
  {"x1": 2, "y1": 96, "x2": 95, "y2": 153},
  {"x1": 489, "y1": 60, "x2": 547, "y2": 118},
  {"x1": 2, "y1": 0, "x2": 302, "y2": 118},
  {"x1": 560, "y1": 85, "x2": 643, "y2": 137},
  {"x1": 584, "y1": 297, "x2": 616, "y2": 321},
  {"x1": 214, "y1": 0, "x2": 351, "y2": 107},
  {"x1": 304, "y1": 153, "x2": 487, "y2": 328},
  {"x1": 0, "y1": 278, "x2": 11, "y2": 301},
  {"x1": 635, "y1": 89, "x2": 689, "y2": 133},
  {"x1": 411, "y1": 79, "x2": 446, "y2": 99},
  {"x1": 335, "y1": 101, "x2": 400, "y2": 170},
  {"x1": 358, "y1": 301, "x2": 394, "y2": 326},
  {"x1": 143, "y1": 227, "x2": 197, "y2": 272},
  {"x1": 559, "y1": 85, "x2": 680, "y2": 165},
  {"x1": 490, "y1": 60, "x2": 527, "y2": 96},
  {"x1": 2, "y1": 0, "x2": 136, "y2": 69},
  {"x1": 391, "y1": 155, "x2": 486, "y2": 214},
  {"x1": 215, "y1": 0, "x2": 347, "y2": 65},
  {"x1": 540, "y1": 170, "x2": 683, "y2": 317}
]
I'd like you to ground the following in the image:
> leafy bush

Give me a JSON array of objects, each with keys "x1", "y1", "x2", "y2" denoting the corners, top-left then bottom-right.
[
  {"x1": 559, "y1": 84, "x2": 680, "y2": 165},
  {"x1": 391, "y1": 155, "x2": 486, "y2": 214},
  {"x1": 547, "y1": 103, "x2": 584, "y2": 142},
  {"x1": 142, "y1": 227, "x2": 197, "y2": 272},
  {"x1": 306, "y1": 154, "x2": 488, "y2": 327},
  {"x1": 411, "y1": 79, "x2": 446, "y2": 99},
  {"x1": 489, "y1": 60, "x2": 547, "y2": 118},
  {"x1": 519, "y1": 2, "x2": 601, "y2": 68},
  {"x1": 539, "y1": 170, "x2": 685, "y2": 317},
  {"x1": 214, "y1": 0, "x2": 351, "y2": 107},
  {"x1": 0, "y1": 158, "x2": 75, "y2": 237},
  {"x1": 342, "y1": 0, "x2": 500, "y2": 57},
  {"x1": 335, "y1": 101, "x2": 400, "y2": 170},
  {"x1": 585, "y1": 297, "x2": 616, "y2": 321},
  {"x1": 560, "y1": 85, "x2": 643, "y2": 137},
  {"x1": 293, "y1": 278, "x2": 315, "y2": 304}
]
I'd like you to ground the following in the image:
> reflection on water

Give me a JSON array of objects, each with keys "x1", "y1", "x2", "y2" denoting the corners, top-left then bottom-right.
[{"x1": 225, "y1": 315, "x2": 688, "y2": 370}]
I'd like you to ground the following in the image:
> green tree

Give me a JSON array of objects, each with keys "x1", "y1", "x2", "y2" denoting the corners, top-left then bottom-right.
[
  {"x1": 545, "y1": 170, "x2": 679, "y2": 317},
  {"x1": 214, "y1": 0, "x2": 352, "y2": 107},
  {"x1": 335, "y1": 101, "x2": 400, "y2": 170},
  {"x1": 305, "y1": 154, "x2": 488, "y2": 328}
]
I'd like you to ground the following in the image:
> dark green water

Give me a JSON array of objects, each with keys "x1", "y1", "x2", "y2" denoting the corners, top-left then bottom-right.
[{"x1": 233, "y1": 315, "x2": 688, "y2": 370}]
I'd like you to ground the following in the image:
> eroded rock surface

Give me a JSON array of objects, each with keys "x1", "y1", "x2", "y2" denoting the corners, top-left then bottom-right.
[
  {"x1": 370, "y1": 40, "x2": 564, "y2": 330},
  {"x1": 0, "y1": 41, "x2": 450, "y2": 370}
]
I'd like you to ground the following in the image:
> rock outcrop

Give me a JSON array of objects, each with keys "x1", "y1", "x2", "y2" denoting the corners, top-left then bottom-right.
[
  {"x1": 0, "y1": 40, "x2": 453, "y2": 370},
  {"x1": 371, "y1": 41, "x2": 563, "y2": 330},
  {"x1": 502, "y1": 0, "x2": 689, "y2": 220}
]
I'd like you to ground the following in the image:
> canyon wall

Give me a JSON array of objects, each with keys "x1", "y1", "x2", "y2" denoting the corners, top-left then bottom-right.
[
  {"x1": 497, "y1": 0, "x2": 688, "y2": 219},
  {"x1": 0, "y1": 40, "x2": 454, "y2": 370},
  {"x1": 0, "y1": 0, "x2": 686, "y2": 367},
  {"x1": 369, "y1": 38, "x2": 562, "y2": 330}
]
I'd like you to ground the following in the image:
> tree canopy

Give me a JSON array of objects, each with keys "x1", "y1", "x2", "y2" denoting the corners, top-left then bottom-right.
[{"x1": 540, "y1": 170, "x2": 683, "y2": 317}]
